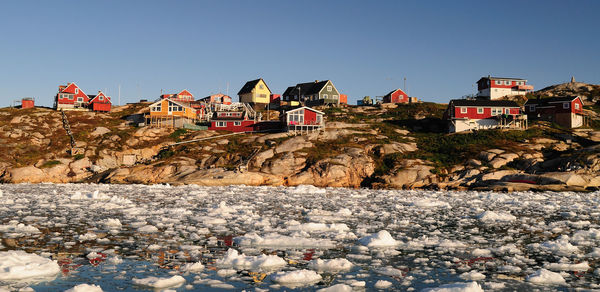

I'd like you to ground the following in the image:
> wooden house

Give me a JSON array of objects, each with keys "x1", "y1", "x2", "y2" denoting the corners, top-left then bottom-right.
[
  {"x1": 282, "y1": 106, "x2": 325, "y2": 134},
  {"x1": 147, "y1": 98, "x2": 198, "y2": 128},
  {"x1": 88, "y1": 91, "x2": 112, "y2": 112},
  {"x1": 199, "y1": 93, "x2": 232, "y2": 105},
  {"x1": 160, "y1": 89, "x2": 195, "y2": 103},
  {"x1": 445, "y1": 99, "x2": 527, "y2": 133},
  {"x1": 382, "y1": 89, "x2": 410, "y2": 104},
  {"x1": 524, "y1": 96, "x2": 585, "y2": 128},
  {"x1": 282, "y1": 80, "x2": 341, "y2": 107},
  {"x1": 55, "y1": 83, "x2": 90, "y2": 110},
  {"x1": 477, "y1": 76, "x2": 534, "y2": 100},
  {"x1": 238, "y1": 78, "x2": 272, "y2": 107}
]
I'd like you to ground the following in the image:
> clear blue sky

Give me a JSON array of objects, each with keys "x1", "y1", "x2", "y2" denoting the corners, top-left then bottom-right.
[{"x1": 1, "y1": 0, "x2": 598, "y2": 107}]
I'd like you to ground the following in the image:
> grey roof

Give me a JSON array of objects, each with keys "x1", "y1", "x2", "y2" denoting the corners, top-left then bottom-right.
[
  {"x1": 450, "y1": 99, "x2": 520, "y2": 107},
  {"x1": 524, "y1": 96, "x2": 580, "y2": 105},
  {"x1": 283, "y1": 80, "x2": 331, "y2": 97},
  {"x1": 238, "y1": 78, "x2": 270, "y2": 95},
  {"x1": 478, "y1": 76, "x2": 526, "y2": 81}
]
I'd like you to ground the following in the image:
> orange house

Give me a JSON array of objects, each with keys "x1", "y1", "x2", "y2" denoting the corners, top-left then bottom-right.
[{"x1": 147, "y1": 98, "x2": 197, "y2": 128}]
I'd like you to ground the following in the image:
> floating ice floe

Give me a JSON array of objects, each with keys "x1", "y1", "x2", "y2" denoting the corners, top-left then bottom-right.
[
  {"x1": 287, "y1": 222, "x2": 350, "y2": 233},
  {"x1": 137, "y1": 225, "x2": 158, "y2": 233},
  {"x1": 316, "y1": 283, "x2": 352, "y2": 292},
  {"x1": 374, "y1": 280, "x2": 393, "y2": 289},
  {"x1": 544, "y1": 261, "x2": 590, "y2": 271},
  {"x1": 307, "y1": 258, "x2": 353, "y2": 273},
  {"x1": 0, "y1": 223, "x2": 40, "y2": 236},
  {"x1": 0, "y1": 250, "x2": 60, "y2": 282},
  {"x1": 422, "y1": 281, "x2": 483, "y2": 292},
  {"x1": 234, "y1": 232, "x2": 336, "y2": 248},
  {"x1": 358, "y1": 230, "x2": 398, "y2": 248},
  {"x1": 216, "y1": 248, "x2": 286, "y2": 271},
  {"x1": 181, "y1": 261, "x2": 205, "y2": 273},
  {"x1": 476, "y1": 211, "x2": 516, "y2": 223},
  {"x1": 532, "y1": 235, "x2": 579, "y2": 256},
  {"x1": 287, "y1": 185, "x2": 327, "y2": 194},
  {"x1": 132, "y1": 275, "x2": 186, "y2": 289},
  {"x1": 64, "y1": 284, "x2": 104, "y2": 292},
  {"x1": 459, "y1": 271, "x2": 486, "y2": 280},
  {"x1": 410, "y1": 199, "x2": 450, "y2": 209},
  {"x1": 271, "y1": 270, "x2": 322, "y2": 287},
  {"x1": 526, "y1": 269, "x2": 566, "y2": 285}
]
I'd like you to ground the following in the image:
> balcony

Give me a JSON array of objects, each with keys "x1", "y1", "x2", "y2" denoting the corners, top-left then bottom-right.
[{"x1": 516, "y1": 85, "x2": 534, "y2": 91}]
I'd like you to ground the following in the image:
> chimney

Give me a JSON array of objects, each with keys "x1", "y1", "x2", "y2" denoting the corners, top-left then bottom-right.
[
  {"x1": 315, "y1": 80, "x2": 319, "y2": 83},
  {"x1": 571, "y1": 76, "x2": 576, "y2": 83}
]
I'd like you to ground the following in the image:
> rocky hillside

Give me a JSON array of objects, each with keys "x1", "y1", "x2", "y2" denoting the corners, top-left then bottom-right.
[
  {"x1": 534, "y1": 80, "x2": 600, "y2": 104},
  {"x1": 2, "y1": 103, "x2": 600, "y2": 191}
]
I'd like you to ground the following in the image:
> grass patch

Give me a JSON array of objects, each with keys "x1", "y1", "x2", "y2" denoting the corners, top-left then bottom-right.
[
  {"x1": 40, "y1": 160, "x2": 61, "y2": 169},
  {"x1": 376, "y1": 128, "x2": 551, "y2": 174}
]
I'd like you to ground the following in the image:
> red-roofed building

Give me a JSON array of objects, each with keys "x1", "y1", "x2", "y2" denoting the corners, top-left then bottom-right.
[
  {"x1": 55, "y1": 83, "x2": 90, "y2": 110},
  {"x1": 88, "y1": 91, "x2": 112, "y2": 112}
]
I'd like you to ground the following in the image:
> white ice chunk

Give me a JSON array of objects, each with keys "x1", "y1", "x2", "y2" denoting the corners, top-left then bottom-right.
[
  {"x1": 132, "y1": 275, "x2": 186, "y2": 289},
  {"x1": 476, "y1": 211, "x2": 516, "y2": 223},
  {"x1": 317, "y1": 283, "x2": 352, "y2": 292},
  {"x1": 308, "y1": 258, "x2": 354, "y2": 273},
  {"x1": 358, "y1": 230, "x2": 398, "y2": 247},
  {"x1": 271, "y1": 270, "x2": 322, "y2": 286},
  {"x1": 64, "y1": 284, "x2": 104, "y2": 292},
  {"x1": 0, "y1": 251, "x2": 60, "y2": 281},
  {"x1": 422, "y1": 281, "x2": 483, "y2": 292},
  {"x1": 526, "y1": 269, "x2": 566, "y2": 285},
  {"x1": 216, "y1": 249, "x2": 286, "y2": 271}
]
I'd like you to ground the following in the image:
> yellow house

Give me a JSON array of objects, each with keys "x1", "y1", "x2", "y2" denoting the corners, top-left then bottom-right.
[
  {"x1": 237, "y1": 78, "x2": 272, "y2": 105},
  {"x1": 147, "y1": 98, "x2": 197, "y2": 128}
]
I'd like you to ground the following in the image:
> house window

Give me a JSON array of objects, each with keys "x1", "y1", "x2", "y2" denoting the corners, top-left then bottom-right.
[
  {"x1": 495, "y1": 80, "x2": 502, "y2": 85},
  {"x1": 529, "y1": 105, "x2": 535, "y2": 112},
  {"x1": 477, "y1": 108, "x2": 484, "y2": 114},
  {"x1": 99, "y1": 96, "x2": 104, "y2": 101},
  {"x1": 77, "y1": 97, "x2": 83, "y2": 102},
  {"x1": 75, "y1": 88, "x2": 79, "y2": 94},
  {"x1": 575, "y1": 103, "x2": 580, "y2": 110},
  {"x1": 327, "y1": 86, "x2": 332, "y2": 91},
  {"x1": 460, "y1": 107, "x2": 467, "y2": 114},
  {"x1": 234, "y1": 121, "x2": 242, "y2": 126},
  {"x1": 152, "y1": 105, "x2": 161, "y2": 112},
  {"x1": 504, "y1": 81, "x2": 510, "y2": 85},
  {"x1": 259, "y1": 85, "x2": 264, "y2": 89},
  {"x1": 563, "y1": 102, "x2": 570, "y2": 109},
  {"x1": 323, "y1": 94, "x2": 328, "y2": 99},
  {"x1": 216, "y1": 121, "x2": 227, "y2": 127}
]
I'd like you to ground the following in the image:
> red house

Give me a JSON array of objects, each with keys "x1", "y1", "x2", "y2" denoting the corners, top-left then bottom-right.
[
  {"x1": 88, "y1": 91, "x2": 112, "y2": 112},
  {"x1": 445, "y1": 99, "x2": 527, "y2": 133},
  {"x1": 524, "y1": 96, "x2": 584, "y2": 128},
  {"x1": 55, "y1": 83, "x2": 90, "y2": 110},
  {"x1": 282, "y1": 106, "x2": 325, "y2": 134},
  {"x1": 382, "y1": 89, "x2": 409, "y2": 104},
  {"x1": 477, "y1": 76, "x2": 534, "y2": 100}
]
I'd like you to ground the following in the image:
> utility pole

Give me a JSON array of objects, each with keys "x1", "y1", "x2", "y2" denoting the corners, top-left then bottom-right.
[{"x1": 404, "y1": 77, "x2": 406, "y2": 92}]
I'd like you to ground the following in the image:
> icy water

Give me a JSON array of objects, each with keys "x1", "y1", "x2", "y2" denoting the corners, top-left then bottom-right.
[{"x1": 1, "y1": 184, "x2": 599, "y2": 291}]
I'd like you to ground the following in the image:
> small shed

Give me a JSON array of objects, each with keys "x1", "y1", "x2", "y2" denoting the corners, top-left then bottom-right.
[{"x1": 21, "y1": 98, "x2": 35, "y2": 109}]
